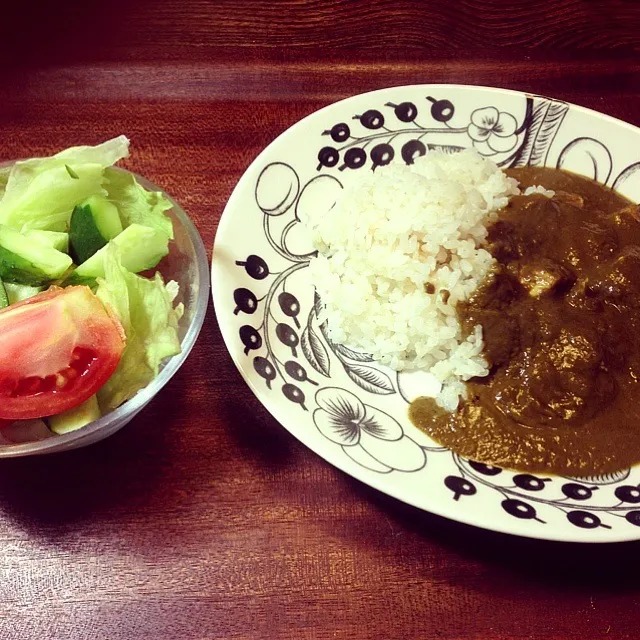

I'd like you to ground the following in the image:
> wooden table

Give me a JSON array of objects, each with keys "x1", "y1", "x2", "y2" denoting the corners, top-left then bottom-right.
[{"x1": 1, "y1": 1, "x2": 640, "y2": 638}]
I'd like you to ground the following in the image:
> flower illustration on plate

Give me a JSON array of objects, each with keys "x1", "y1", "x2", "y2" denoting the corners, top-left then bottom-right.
[
  {"x1": 467, "y1": 106, "x2": 519, "y2": 155},
  {"x1": 313, "y1": 387, "x2": 426, "y2": 473}
]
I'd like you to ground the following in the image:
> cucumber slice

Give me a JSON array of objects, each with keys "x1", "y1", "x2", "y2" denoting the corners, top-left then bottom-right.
[
  {"x1": 70, "y1": 195, "x2": 123, "y2": 263},
  {"x1": 0, "y1": 275, "x2": 8, "y2": 308},
  {"x1": 91, "y1": 195, "x2": 123, "y2": 240},
  {"x1": 48, "y1": 395, "x2": 101, "y2": 435},
  {"x1": 25, "y1": 230, "x2": 69, "y2": 253},
  {"x1": 72, "y1": 223, "x2": 169, "y2": 280},
  {"x1": 4, "y1": 282, "x2": 45, "y2": 304},
  {"x1": 0, "y1": 223, "x2": 72, "y2": 285}
]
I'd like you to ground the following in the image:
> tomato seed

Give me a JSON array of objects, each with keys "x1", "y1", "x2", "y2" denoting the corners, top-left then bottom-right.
[{"x1": 6, "y1": 348, "x2": 99, "y2": 398}]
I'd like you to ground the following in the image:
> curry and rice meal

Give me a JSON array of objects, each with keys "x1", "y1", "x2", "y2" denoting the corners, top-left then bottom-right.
[{"x1": 301, "y1": 150, "x2": 640, "y2": 477}]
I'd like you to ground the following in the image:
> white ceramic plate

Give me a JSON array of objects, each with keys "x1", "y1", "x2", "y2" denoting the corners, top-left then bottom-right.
[{"x1": 212, "y1": 84, "x2": 640, "y2": 543}]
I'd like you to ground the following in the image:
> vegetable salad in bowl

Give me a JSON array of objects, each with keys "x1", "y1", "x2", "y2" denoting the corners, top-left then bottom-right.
[{"x1": 0, "y1": 136, "x2": 207, "y2": 451}]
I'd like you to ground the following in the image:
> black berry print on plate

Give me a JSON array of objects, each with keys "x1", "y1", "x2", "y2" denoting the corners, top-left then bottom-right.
[
  {"x1": 236, "y1": 255, "x2": 269, "y2": 280},
  {"x1": 340, "y1": 147, "x2": 367, "y2": 171},
  {"x1": 276, "y1": 323, "x2": 299, "y2": 357},
  {"x1": 318, "y1": 147, "x2": 339, "y2": 170},
  {"x1": 233, "y1": 288, "x2": 259, "y2": 315},
  {"x1": 615, "y1": 485, "x2": 640, "y2": 504},
  {"x1": 385, "y1": 101, "x2": 418, "y2": 123},
  {"x1": 370, "y1": 144, "x2": 395, "y2": 170},
  {"x1": 323, "y1": 123, "x2": 351, "y2": 142},
  {"x1": 445, "y1": 476, "x2": 477, "y2": 501},
  {"x1": 278, "y1": 292, "x2": 301, "y2": 328},
  {"x1": 501, "y1": 499, "x2": 544, "y2": 523},
  {"x1": 240, "y1": 325, "x2": 262, "y2": 355},
  {"x1": 468, "y1": 460, "x2": 502, "y2": 476},
  {"x1": 319, "y1": 92, "x2": 573, "y2": 174},
  {"x1": 513, "y1": 474, "x2": 550, "y2": 492},
  {"x1": 254, "y1": 356, "x2": 276, "y2": 389},
  {"x1": 282, "y1": 383, "x2": 307, "y2": 410},
  {"x1": 455, "y1": 453, "x2": 640, "y2": 532},
  {"x1": 284, "y1": 360, "x2": 318, "y2": 386},
  {"x1": 625, "y1": 511, "x2": 640, "y2": 527},
  {"x1": 567, "y1": 511, "x2": 610, "y2": 530},
  {"x1": 561, "y1": 483, "x2": 596, "y2": 501},
  {"x1": 427, "y1": 96, "x2": 455, "y2": 122},
  {"x1": 355, "y1": 109, "x2": 385, "y2": 130},
  {"x1": 401, "y1": 139, "x2": 426, "y2": 165}
]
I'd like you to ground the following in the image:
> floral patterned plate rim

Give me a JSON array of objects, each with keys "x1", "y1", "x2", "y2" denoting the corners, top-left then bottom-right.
[{"x1": 211, "y1": 84, "x2": 640, "y2": 543}]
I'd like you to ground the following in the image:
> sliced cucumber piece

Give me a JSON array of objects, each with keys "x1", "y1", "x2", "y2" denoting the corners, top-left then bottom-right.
[
  {"x1": 72, "y1": 223, "x2": 169, "y2": 280},
  {"x1": 63, "y1": 273, "x2": 98, "y2": 289},
  {"x1": 4, "y1": 282, "x2": 45, "y2": 304},
  {"x1": 0, "y1": 223, "x2": 72, "y2": 285},
  {"x1": 25, "y1": 230, "x2": 69, "y2": 254},
  {"x1": 70, "y1": 195, "x2": 123, "y2": 263},
  {"x1": 48, "y1": 395, "x2": 101, "y2": 435},
  {"x1": 0, "y1": 275, "x2": 8, "y2": 308},
  {"x1": 90, "y1": 195, "x2": 123, "y2": 240}
]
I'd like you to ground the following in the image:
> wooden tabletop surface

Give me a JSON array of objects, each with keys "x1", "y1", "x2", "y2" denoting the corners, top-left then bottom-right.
[{"x1": 1, "y1": 1, "x2": 640, "y2": 638}]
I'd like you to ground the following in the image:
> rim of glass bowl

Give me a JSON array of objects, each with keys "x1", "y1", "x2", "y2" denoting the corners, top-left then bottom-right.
[{"x1": 0, "y1": 164, "x2": 210, "y2": 457}]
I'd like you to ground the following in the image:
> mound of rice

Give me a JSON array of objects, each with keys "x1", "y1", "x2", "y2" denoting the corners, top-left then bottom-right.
[{"x1": 300, "y1": 149, "x2": 520, "y2": 410}]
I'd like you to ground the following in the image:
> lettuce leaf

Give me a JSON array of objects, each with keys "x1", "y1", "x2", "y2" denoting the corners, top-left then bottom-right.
[
  {"x1": 104, "y1": 168, "x2": 174, "y2": 239},
  {"x1": 0, "y1": 165, "x2": 11, "y2": 200},
  {"x1": 0, "y1": 136, "x2": 129, "y2": 232},
  {"x1": 95, "y1": 245, "x2": 183, "y2": 410}
]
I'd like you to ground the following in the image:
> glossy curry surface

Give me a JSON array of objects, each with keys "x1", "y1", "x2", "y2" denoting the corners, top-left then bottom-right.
[{"x1": 411, "y1": 167, "x2": 640, "y2": 476}]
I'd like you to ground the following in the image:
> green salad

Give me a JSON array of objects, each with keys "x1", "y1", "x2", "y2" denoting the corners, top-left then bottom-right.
[{"x1": 0, "y1": 136, "x2": 183, "y2": 440}]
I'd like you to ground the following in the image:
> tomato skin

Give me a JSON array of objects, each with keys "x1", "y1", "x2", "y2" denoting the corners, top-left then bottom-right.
[{"x1": 0, "y1": 286, "x2": 126, "y2": 420}]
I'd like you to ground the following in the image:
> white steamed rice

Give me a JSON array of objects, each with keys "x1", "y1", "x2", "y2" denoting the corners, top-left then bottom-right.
[{"x1": 300, "y1": 149, "x2": 520, "y2": 410}]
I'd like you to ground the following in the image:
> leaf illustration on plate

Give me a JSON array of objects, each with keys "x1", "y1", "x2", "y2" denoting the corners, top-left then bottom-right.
[
  {"x1": 565, "y1": 468, "x2": 630, "y2": 485},
  {"x1": 527, "y1": 100, "x2": 569, "y2": 167},
  {"x1": 300, "y1": 325, "x2": 331, "y2": 377},
  {"x1": 511, "y1": 98, "x2": 569, "y2": 168},
  {"x1": 331, "y1": 341, "x2": 374, "y2": 362},
  {"x1": 313, "y1": 291, "x2": 324, "y2": 319},
  {"x1": 343, "y1": 363, "x2": 395, "y2": 395},
  {"x1": 426, "y1": 143, "x2": 465, "y2": 155}
]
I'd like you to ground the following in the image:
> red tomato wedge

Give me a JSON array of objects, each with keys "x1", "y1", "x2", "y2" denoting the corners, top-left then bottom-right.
[{"x1": 0, "y1": 286, "x2": 126, "y2": 420}]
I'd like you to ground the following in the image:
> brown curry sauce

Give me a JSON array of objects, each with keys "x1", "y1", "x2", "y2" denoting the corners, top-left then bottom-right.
[{"x1": 409, "y1": 167, "x2": 640, "y2": 476}]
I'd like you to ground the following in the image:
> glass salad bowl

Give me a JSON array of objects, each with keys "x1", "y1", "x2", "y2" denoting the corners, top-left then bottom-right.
[{"x1": 0, "y1": 168, "x2": 210, "y2": 457}]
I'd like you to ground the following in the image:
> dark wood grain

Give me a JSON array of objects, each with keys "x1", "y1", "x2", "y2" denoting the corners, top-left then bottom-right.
[
  {"x1": 1, "y1": 1, "x2": 640, "y2": 639},
  {"x1": 1, "y1": 0, "x2": 640, "y2": 70}
]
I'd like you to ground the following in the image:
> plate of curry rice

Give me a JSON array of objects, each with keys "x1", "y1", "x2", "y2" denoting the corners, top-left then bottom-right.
[{"x1": 212, "y1": 85, "x2": 640, "y2": 542}]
